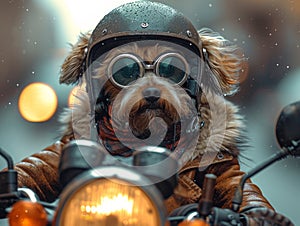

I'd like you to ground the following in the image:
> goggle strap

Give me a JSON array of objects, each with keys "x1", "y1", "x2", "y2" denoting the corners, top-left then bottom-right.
[
  {"x1": 184, "y1": 77, "x2": 202, "y2": 110},
  {"x1": 95, "y1": 89, "x2": 111, "y2": 122}
]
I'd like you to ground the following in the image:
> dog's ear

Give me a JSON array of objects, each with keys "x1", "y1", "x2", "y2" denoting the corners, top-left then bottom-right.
[
  {"x1": 198, "y1": 28, "x2": 247, "y2": 95},
  {"x1": 60, "y1": 32, "x2": 91, "y2": 85}
]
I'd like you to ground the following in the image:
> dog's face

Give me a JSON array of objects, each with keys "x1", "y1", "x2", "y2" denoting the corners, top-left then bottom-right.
[{"x1": 91, "y1": 40, "x2": 201, "y2": 156}]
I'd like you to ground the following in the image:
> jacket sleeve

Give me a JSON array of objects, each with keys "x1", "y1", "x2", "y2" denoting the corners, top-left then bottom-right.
[
  {"x1": 10, "y1": 136, "x2": 73, "y2": 202},
  {"x1": 165, "y1": 153, "x2": 274, "y2": 215},
  {"x1": 206, "y1": 156, "x2": 274, "y2": 212},
  {"x1": 204, "y1": 156, "x2": 295, "y2": 225}
]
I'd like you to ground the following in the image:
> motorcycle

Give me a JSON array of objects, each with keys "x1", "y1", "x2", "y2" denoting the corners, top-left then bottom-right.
[{"x1": 0, "y1": 101, "x2": 299, "y2": 226}]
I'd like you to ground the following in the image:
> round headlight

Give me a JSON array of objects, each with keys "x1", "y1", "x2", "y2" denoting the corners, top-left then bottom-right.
[{"x1": 54, "y1": 166, "x2": 167, "y2": 226}]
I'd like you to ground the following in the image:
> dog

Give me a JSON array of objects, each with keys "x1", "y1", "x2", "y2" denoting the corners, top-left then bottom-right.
[{"x1": 59, "y1": 28, "x2": 246, "y2": 167}]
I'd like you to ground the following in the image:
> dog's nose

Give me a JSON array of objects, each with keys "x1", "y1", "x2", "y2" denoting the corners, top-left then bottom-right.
[{"x1": 142, "y1": 87, "x2": 161, "y2": 103}]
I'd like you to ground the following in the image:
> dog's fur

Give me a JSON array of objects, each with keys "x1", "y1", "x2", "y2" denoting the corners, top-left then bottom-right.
[{"x1": 58, "y1": 28, "x2": 247, "y2": 165}]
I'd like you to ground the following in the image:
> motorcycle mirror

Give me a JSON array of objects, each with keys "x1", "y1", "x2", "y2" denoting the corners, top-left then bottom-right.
[{"x1": 275, "y1": 100, "x2": 300, "y2": 157}]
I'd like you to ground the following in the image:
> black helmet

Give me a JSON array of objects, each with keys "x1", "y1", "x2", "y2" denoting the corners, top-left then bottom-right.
[{"x1": 86, "y1": 1, "x2": 203, "y2": 67}]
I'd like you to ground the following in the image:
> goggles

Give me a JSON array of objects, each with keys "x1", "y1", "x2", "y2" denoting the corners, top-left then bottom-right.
[{"x1": 107, "y1": 52, "x2": 190, "y2": 88}]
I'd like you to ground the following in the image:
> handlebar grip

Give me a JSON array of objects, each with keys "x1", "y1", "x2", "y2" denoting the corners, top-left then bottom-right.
[
  {"x1": 198, "y1": 174, "x2": 216, "y2": 217},
  {"x1": 244, "y1": 208, "x2": 294, "y2": 226}
]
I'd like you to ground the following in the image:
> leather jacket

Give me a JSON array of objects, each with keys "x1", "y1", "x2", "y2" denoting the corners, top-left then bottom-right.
[{"x1": 12, "y1": 134, "x2": 273, "y2": 215}]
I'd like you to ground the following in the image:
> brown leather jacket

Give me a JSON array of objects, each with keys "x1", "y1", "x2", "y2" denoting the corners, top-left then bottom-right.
[{"x1": 13, "y1": 135, "x2": 273, "y2": 214}]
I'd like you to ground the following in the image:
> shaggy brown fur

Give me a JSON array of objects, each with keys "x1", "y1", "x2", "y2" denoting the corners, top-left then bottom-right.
[{"x1": 59, "y1": 32, "x2": 90, "y2": 85}]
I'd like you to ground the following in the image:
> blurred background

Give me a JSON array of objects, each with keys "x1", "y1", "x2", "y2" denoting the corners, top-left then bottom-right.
[{"x1": 0, "y1": 0, "x2": 299, "y2": 224}]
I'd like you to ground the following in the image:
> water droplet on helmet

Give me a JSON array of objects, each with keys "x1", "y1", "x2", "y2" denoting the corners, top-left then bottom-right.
[
  {"x1": 102, "y1": 28, "x2": 108, "y2": 35},
  {"x1": 186, "y1": 30, "x2": 192, "y2": 38},
  {"x1": 141, "y1": 22, "x2": 149, "y2": 28}
]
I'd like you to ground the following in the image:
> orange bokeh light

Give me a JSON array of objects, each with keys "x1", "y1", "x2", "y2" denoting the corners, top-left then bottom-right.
[
  {"x1": 68, "y1": 86, "x2": 81, "y2": 107},
  {"x1": 18, "y1": 82, "x2": 58, "y2": 122}
]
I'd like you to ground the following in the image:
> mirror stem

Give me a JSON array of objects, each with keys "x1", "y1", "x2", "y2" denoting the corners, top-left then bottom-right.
[{"x1": 232, "y1": 150, "x2": 289, "y2": 212}]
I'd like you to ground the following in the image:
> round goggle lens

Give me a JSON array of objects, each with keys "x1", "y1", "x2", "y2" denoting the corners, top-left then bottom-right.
[
  {"x1": 111, "y1": 57, "x2": 140, "y2": 86},
  {"x1": 158, "y1": 56, "x2": 186, "y2": 84}
]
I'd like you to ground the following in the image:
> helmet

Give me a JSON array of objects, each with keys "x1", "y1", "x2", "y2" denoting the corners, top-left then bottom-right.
[{"x1": 86, "y1": 1, "x2": 203, "y2": 67}]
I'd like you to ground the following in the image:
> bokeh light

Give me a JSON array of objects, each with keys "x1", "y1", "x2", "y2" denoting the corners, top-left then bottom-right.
[
  {"x1": 18, "y1": 82, "x2": 58, "y2": 122},
  {"x1": 68, "y1": 86, "x2": 82, "y2": 107}
]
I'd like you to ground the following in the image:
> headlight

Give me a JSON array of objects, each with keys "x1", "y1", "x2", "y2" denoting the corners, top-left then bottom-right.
[{"x1": 54, "y1": 166, "x2": 167, "y2": 226}]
